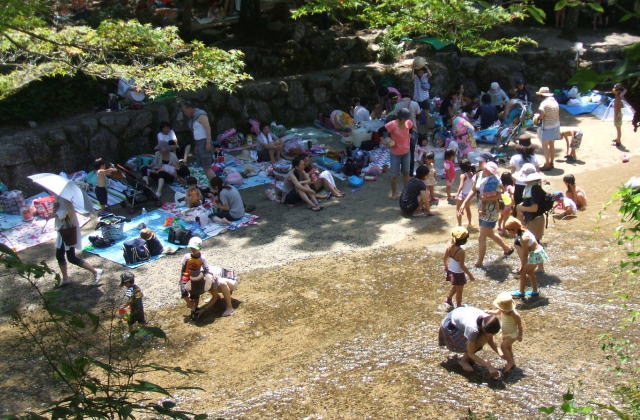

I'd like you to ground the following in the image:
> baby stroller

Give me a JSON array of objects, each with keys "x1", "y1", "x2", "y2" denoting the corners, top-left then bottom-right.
[
  {"x1": 115, "y1": 164, "x2": 158, "y2": 213},
  {"x1": 495, "y1": 101, "x2": 528, "y2": 148}
]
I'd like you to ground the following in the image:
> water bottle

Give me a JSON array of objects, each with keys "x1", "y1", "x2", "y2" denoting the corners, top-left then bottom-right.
[{"x1": 141, "y1": 207, "x2": 147, "y2": 216}]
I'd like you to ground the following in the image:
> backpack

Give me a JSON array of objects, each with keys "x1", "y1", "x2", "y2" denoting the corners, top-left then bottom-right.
[
  {"x1": 352, "y1": 149, "x2": 370, "y2": 169},
  {"x1": 168, "y1": 227, "x2": 192, "y2": 245},
  {"x1": 123, "y1": 238, "x2": 150, "y2": 264},
  {"x1": 89, "y1": 235, "x2": 114, "y2": 248},
  {"x1": 540, "y1": 191, "x2": 556, "y2": 228}
]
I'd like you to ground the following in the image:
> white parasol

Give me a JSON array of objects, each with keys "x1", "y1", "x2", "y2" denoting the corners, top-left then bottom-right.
[{"x1": 28, "y1": 173, "x2": 94, "y2": 215}]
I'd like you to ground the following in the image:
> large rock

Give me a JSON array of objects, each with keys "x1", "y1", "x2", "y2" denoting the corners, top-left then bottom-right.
[
  {"x1": 287, "y1": 79, "x2": 307, "y2": 110},
  {"x1": 98, "y1": 113, "x2": 131, "y2": 136}
]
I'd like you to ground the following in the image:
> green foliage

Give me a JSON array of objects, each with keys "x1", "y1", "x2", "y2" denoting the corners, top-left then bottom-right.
[
  {"x1": 293, "y1": 0, "x2": 543, "y2": 56},
  {"x1": 378, "y1": 33, "x2": 401, "y2": 63},
  {"x1": 0, "y1": 1, "x2": 251, "y2": 99},
  {"x1": 0, "y1": 243, "x2": 205, "y2": 418}
]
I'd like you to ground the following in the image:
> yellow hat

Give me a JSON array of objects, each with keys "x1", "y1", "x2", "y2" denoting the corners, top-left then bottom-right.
[
  {"x1": 493, "y1": 291, "x2": 515, "y2": 312},
  {"x1": 451, "y1": 226, "x2": 469, "y2": 240}
]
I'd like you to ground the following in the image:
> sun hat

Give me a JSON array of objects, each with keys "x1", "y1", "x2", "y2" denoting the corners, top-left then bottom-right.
[
  {"x1": 397, "y1": 108, "x2": 411, "y2": 120},
  {"x1": 536, "y1": 86, "x2": 554, "y2": 97},
  {"x1": 493, "y1": 291, "x2": 515, "y2": 312},
  {"x1": 551, "y1": 191, "x2": 564, "y2": 201},
  {"x1": 477, "y1": 151, "x2": 496, "y2": 163},
  {"x1": 140, "y1": 228, "x2": 155, "y2": 240},
  {"x1": 515, "y1": 163, "x2": 543, "y2": 183},
  {"x1": 489, "y1": 82, "x2": 501, "y2": 93},
  {"x1": 187, "y1": 236, "x2": 202, "y2": 250},
  {"x1": 412, "y1": 56, "x2": 427, "y2": 70},
  {"x1": 451, "y1": 226, "x2": 469, "y2": 241},
  {"x1": 120, "y1": 271, "x2": 135, "y2": 286},
  {"x1": 517, "y1": 133, "x2": 533, "y2": 146},
  {"x1": 484, "y1": 161, "x2": 498, "y2": 175}
]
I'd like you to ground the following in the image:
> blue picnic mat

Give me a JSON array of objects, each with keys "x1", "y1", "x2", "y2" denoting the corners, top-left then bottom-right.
[
  {"x1": 476, "y1": 127, "x2": 499, "y2": 144},
  {"x1": 0, "y1": 213, "x2": 24, "y2": 230},
  {"x1": 559, "y1": 102, "x2": 599, "y2": 115},
  {"x1": 81, "y1": 208, "x2": 259, "y2": 268}
]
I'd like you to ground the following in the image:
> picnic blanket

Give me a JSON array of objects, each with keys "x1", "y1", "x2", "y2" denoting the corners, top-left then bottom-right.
[
  {"x1": 559, "y1": 101, "x2": 599, "y2": 115},
  {"x1": 0, "y1": 213, "x2": 91, "y2": 252},
  {"x1": 285, "y1": 126, "x2": 337, "y2": 141},
  {"x1": 169, "y1": 157, "x2": 272, "y2": 194},
  {"x1": 400, "y1": 36, "x2": 452, "y2": 50},
  {"x1": 0, "y1": 213, "x2": 24, "y2": 231},
  {"x1": 82, "y1": 207, "x2": 258, "y2": 267},
  {"x1": 369, "y1": 146, "x2": 391, "y2": 168},
  {"x1": 476, "y1": 127, "x2": 499, "y2": 144}
]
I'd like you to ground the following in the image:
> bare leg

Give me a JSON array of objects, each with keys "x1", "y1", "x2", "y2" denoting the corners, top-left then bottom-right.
[
  {"x1": 501, "y1": 338, "x2": 516, "y2": 372},
  {"x1": 212, "y1": 215, "x2": 232, "y2": 225},
  {"x1": 205, "y1": 167, "x2": 215, "y2": 181},
  {"x1": 390, "y1": 176, "x2": 398, "y2": 199},
  {"x1": 465, "y1": 203, "x2": 472, "y2": 226},
  {"x1": 321, "y1": 178, "x2": 343, "y2": 197},
  {"x1": 268, "y1": 149, "x2": 277, "y2": 164},
  {"x1": 459, "y1": 354, "x2": 475, "y2": 372},
  {"x1": 183, "y1": 144, "x2": 191, "y2": 164},
  {"x1": 59, "y1": 262, "x2": 69, "y2": 282},
  {"x1": 615, "y1": 126, "x2": 622, "y2": 144},
  {"x1": 454, "y1": 285, "x2": 464, "y2": 307},
  {"x1": 486, "y1": 228, "x2": 511, "y2": 252},
  {"x1": 218, "y1": 281, "x2": 234, "y2": 316},
  {"x1": 156, "y1": 178, "x2": 165, "y2": 197},
  {"x1": 297, "y1": 189, "x2": 320, "y2": 209},
  {"x1": 456, "y1": 200, "x2": 463, "y2": 225},
  {"x1": 476, "y1": 227, "x2": 488, "y2": 267},
  {"x1": 402, "y1": 174, "x2": 410, "y2": 186}
]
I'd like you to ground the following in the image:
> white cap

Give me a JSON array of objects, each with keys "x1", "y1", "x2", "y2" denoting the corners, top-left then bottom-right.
[{"x1": 187, "y1": 236, "x2": 202, "y2": 250}]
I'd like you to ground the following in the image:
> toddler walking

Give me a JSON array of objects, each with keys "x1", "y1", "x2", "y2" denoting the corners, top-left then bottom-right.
[
  {"x1": 455, "y1": 159, "x2": 475, "y2": 227},
  {"x1": 443, "y1": 148, "x2": 456, "y2": 203},
  {"x1": 488, "y1": 291, "x2": 523, "y2": 373},
  {"x1": 423, "y1": 151, "x2": 437, "y2": 200},
  {"x1": 498, "y1": 172, "x2": 514, "y2": 233},
  {"x1": 443, "y1": 227, "x2": 475, "y2": 308}
]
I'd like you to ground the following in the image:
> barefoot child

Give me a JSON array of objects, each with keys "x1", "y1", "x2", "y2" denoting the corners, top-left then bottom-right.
[
  {"x1": 560, "y1": 127, "x2": 583, "y2": 162},
  {"x1": 443, "y1": 148, "x2": 456, "y2": 202},
  {"x1": 186, "y1": 176, "x2": 203, "y2": 208},
  {"x1": 94, "y1": 158, "x2": 118, "y2": 213},
  {"x1": 455, "y1": 159, "x2": 475, "y2": 226},
  {"x1": 505, "y1": 217, "x2": 549, "y2": 298},
  {"x1": 424, "y1": 151, "x2": 437, "y2": 200},
  {"x1": 443, "y1": 227, "x2": 475, "y2": 307},
  {"x1": 563, "y1": 174, "x2": 587, "y2": 210},
  {"x1": 488, "y1": 292, "x2": 523, "y2": 373},
  {"x1": 498, "y1": 172, "x2": 514, "y2": 233},
  {"x1": 119, "y1": 272, "x2": 146, "y2": 338}
]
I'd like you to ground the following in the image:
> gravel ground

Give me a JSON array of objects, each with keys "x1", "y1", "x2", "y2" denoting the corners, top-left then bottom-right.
[{"x1": 2, "y1": 109, "x2": 638, "y2": 316}]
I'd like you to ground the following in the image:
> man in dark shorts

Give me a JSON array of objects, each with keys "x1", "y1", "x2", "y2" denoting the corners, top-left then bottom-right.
[{"x1": 399, "y1": 165, "x2": 432, "y2": 217}]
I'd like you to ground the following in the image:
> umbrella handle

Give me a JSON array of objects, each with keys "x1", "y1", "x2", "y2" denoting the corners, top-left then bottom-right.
[{"x1": 41, "y1": 217, "x2": 50, "y2": 233}]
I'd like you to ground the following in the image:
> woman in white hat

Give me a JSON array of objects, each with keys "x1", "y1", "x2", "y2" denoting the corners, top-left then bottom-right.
[
  {"x1": 514, "y1": 163, "x2": 546, "y2": 246},
  {"x1": 458, "y1": 159, "x2": 514, "y2": 267},
  {"x1": 535, "y1": 87, "x2": 561, "y2": 171}
]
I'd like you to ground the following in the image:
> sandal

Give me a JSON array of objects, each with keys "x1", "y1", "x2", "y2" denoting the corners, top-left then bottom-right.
[
  {"x1": 309, "y1": 206, "x2": 323, "y2": 212},
  {"x1": 525, "y1": 290, "x2": 540, "y2": 297},
  {"x1": 511, "y1": 290, "x2": 525, "y2": 299}
]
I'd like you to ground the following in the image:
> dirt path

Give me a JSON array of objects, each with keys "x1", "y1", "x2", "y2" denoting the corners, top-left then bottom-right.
[{"x1": 1, "y1": 113, "x2": 639, "y2": 417}]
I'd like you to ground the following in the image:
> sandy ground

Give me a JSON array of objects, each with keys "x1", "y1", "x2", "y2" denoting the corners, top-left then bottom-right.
[{"x1": 1, "y1": 110, "x2": 639, "y2": 417}]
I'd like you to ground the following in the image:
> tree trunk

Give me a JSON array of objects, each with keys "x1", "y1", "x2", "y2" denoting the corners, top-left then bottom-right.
[
  {"x1": 560, "y1": 6, "x2": 579, "y2": 41},
  {"x1": 181, "y1": 0, "x2": 193, "y2": 39},
  {"x1": 240, "y1": 0, "x2": 260, "y2": 27}
]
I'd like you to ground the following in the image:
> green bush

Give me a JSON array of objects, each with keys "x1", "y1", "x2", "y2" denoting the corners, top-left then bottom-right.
[{"x1": 378, "y1": 33, "x2": 401, "y2": 64}]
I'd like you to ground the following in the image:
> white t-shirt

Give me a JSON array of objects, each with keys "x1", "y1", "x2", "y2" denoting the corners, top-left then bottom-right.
[
  {"x1": 257, "y1": 132, "x2": 276, "y2": 152},
  {"x1": 510, "y1": 154, "x2": 540, "y2": 186},
  {"x1": 157, "y1": 130, "x2": 177, "y2": 147},
  {"x1": 451, "y1": 306, "x2": 487, "y2": 342}
]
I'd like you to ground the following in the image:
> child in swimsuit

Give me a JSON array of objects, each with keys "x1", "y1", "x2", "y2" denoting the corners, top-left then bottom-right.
[
  {"x1": 443, "y1": 148, "x2": 456, "y2": 202},
  {"x1": 505, "y1": 217, "x2": 549, "y2": 298},
  {"x1": 94, "y1": 157, "x2": 118, "y2": 213},
  {"x1": 488, "y1": 291, "x2": 523, "y2": 373},
  {"x1": 424, "y1": 152, "x2": 437, "y2": 200},
  {"x1": 455, "y1": 159, "x2": 475, "y2": 227},
  {"x1": 442, "y1": 227, "x2": 475, "y2": 308}
]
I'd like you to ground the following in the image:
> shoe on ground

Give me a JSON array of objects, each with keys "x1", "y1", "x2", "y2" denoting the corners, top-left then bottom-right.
[
  {"x1": 511, "y1": 290, "x2": 525, "y2": 298},
  {"x1": 57, "y1": 278, "x2": 72, "y2": 288},
  {"x1": 222, "y1": 308, "x2": 234, "y2": 317},
  {"x1": 94, "y1": 268, "x2": 103, "y2": 284}
]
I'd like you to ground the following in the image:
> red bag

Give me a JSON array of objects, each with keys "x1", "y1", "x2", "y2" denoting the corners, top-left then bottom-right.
[{"x1": 33, "y1": 195, "x2": 56, "y2": 218}]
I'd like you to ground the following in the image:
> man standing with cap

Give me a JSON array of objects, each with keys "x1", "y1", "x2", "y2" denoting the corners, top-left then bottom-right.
[{"x1": 182, "y1": 101, "x2": 215, "y2": 181}]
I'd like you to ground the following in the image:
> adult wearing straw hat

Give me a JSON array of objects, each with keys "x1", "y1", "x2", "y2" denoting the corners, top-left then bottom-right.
[{"x1": 535, "y1": 87, "x2": 561, "y2": 171}]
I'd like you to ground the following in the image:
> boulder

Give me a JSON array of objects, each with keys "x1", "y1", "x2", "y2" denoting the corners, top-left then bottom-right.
[
  {"x1": 98, "y1": 113, "x2": 131, "y2": 136},
  {"x1": 312, "y1": 87, "x2": 329, "y2": 104},
  {"x1": 287, "y1": 80, "x2": 307, "y2": 110}
]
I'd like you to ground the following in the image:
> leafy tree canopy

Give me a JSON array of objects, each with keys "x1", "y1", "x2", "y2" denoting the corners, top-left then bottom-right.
[
  {"x1": 293, "y1": 0, "x2": 547, "y2": 56},
  {"x1": 0, "y1": 0, "x2": 251, "y2": 100}
]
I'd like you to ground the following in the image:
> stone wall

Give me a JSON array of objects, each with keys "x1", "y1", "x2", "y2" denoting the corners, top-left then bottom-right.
[{"x1": 0, "y1": 46, "x2": 583, "y2": 194}]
